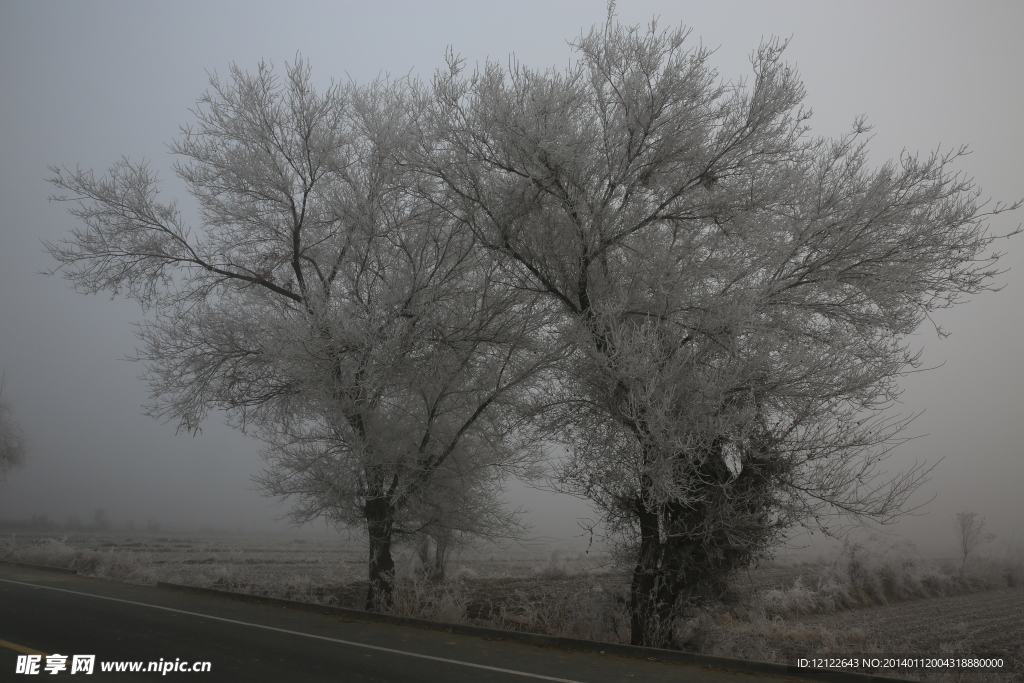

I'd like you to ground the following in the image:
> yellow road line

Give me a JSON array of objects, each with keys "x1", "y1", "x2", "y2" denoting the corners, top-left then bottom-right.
[{"x1": 0, "y1": 638, "x2": 48, "y2": 656}]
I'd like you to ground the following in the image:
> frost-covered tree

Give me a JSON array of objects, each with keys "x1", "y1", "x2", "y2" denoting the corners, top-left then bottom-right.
[
  {"x1": 0, "y1": 375, "x2": 28, "y2": 484},
  {"x1": 953, "y1": 511, "x2": 995, "y2": 577},
  {"x1": 45, "y1": 60, "x2": 553, "y2": 610},
  {"x1": 425, "y1": 16, "x2": 1020, "y2": 646}
]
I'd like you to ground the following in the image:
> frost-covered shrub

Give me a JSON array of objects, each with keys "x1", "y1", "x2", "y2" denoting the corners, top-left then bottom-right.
[
  {"x1": 388, "y1": 578, "x2": 469, "y2": 623},
  {"x1": 754, "y1": 538, "x2": 994, "y2": 619},
  {"x1": 493, "y1": 578, "x2": 629, "y2": 642},
  {"x1": 6, "y1": 534, "x2": 156, "y2": 584},
  {"x1": 824, "y1": 539, "x2": 976, "y2": 605},
  {"x1": 449, "y1": 565, "x2": 478, "y2": 582},
  {"x1": 758, "y1": 575, "x2": 854, "y2": 617},
  {"x1": 533, "y1": 550, "x2": 572, "y2": 579}
]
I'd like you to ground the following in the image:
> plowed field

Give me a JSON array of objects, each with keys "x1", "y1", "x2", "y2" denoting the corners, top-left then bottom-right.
[{"x1": 793, "y1": 586, "x2": 1023, "y2": 680}]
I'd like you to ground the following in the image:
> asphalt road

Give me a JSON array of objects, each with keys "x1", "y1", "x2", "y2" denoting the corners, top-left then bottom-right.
[{"x1": 0, "y1": 564, "x2": 790, "y2": 682}]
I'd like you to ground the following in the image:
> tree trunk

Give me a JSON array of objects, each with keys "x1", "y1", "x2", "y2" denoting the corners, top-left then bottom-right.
[
  {"x1": 365, "y1": 497, "x2": 396, "y2": 612},
  {"x1": 629, "y1": 502, "x2": 679, "y2": 648},
  {"x1": 433, "y1": 531, "x2": 449, "y2": 582},
  {"x1": 627, "y1": 448, "x2": 783, "y2": 648},
  {"x1": 416, "y1": 534, "x2": 432, "y2": 577}
]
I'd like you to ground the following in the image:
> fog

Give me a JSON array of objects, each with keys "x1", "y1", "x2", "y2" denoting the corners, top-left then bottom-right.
[{"x1": 1, "y1": 1, "x2": 1020, "y2": 557}]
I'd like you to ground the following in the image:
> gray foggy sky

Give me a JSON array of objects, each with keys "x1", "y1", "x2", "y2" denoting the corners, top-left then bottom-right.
[{"x1": 1, "y1": 1, "x2": 1020, "y2": 554}]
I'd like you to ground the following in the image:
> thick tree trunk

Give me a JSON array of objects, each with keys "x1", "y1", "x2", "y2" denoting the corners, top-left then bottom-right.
[
  {"x1": 627, "y1": 447, "x2": 783, "y2": 648},
  {"x1": 629, "y1": 503, "x2": 679, "y2": 648},
  {"x1": 364, "y1": 497, "x2": 396, "y2": 612}
]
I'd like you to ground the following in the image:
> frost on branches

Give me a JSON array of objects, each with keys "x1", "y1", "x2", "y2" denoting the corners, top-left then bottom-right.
[
  {"x1": 47, "y1": 16, "x2": 1019, "y2": 645},
  {"x1": 46, "y1": 62, "x2": 554, "y2": 610},
  {"x1": 424, "y1": 18, "x2": 1019, "y2": 646}
]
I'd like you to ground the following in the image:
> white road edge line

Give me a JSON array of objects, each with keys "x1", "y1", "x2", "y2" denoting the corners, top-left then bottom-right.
[{"x1": 0, "y1": 577, "x2": 586, "y2": 683}]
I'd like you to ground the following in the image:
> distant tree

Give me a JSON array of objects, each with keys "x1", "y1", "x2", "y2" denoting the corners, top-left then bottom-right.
[
  {"x1": 46, "y1": 60, "x2": 554, "y2": 610},
  {"x1": 426, "y1": 15, "x2": 1020, "y2": 646},
  {"x1": 953, "y1": 511, "x2": 995, "y2": 577},
  {"x1": 92, "y1": 508, "x2": 111, "y2": 532},
  {"x1": 405, "y1": 455, "x2": 531, "y2": 582},
  {"x1": 0, "y1": 374, "x2": 28, "y2": 485}
]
